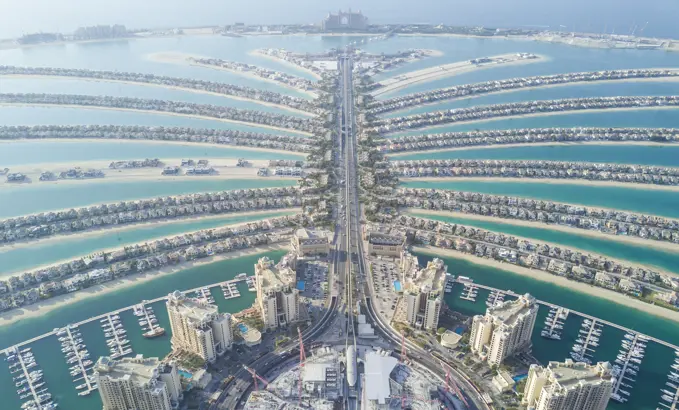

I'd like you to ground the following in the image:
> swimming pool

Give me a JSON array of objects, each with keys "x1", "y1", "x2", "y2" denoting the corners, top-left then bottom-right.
[
  {"x1": 238, "y1": 323, "x2": 248, "y2": 333},
  {"x1": 393, "y1": 280, "x2": 402, "y2": 292},
  {"x1": 297, "y1": 280, "x2": 305, "y2": 291}
]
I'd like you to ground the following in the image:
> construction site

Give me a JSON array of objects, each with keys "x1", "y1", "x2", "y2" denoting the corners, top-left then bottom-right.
[{"x1": 242, "y1": 334, "x2": 469, "y2": 410}]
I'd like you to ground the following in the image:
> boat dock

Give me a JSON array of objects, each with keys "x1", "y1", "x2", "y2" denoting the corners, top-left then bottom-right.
[
  {"x1": 221, "y1": 282, "x2": 241, "y2": 300},
  {"x1": 542, "y1": 307, "x2": 568, "y2": 340},
  {"x1": 486, "y1": 290, "x2": 505, "y2": 308},
  {"x1": 134, "y1": 302, "x2": 164, "y2": 338},
  {"x1": 62, "y1": 326, "x2": 96, "y2": 396},
  {"x1": 102, "y1": 313, "x2": 132, "y2": 359},
  {"x1": 571, "y1": 319, "x2": 602, "y2": 363},
  {"x1": 13, "y1": 348, "x2": 45, "y2": 410},
  {"x1": 460, "y1": 283, "x2": 478, "y2": 302},
  {"x1": 455, "y1": 279, "x2": 679, "y2": 352},
  {"x1": 658, "y1": 351, "x2": 679, "y2": 409},
  {"x1": 1, "y1": 276, "x2": 252, "y2": 354},
  {"x1": 611, "y1": 333, "x2": 646, "y2": 403}
]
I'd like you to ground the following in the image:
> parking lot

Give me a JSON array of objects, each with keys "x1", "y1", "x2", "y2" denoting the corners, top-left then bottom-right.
[
  {"x1": 299, "y1": 261, "x2": 329, "y2": 306},
  {"x1": 369, "y1": 258, "x2": 401, "y2": 322}
]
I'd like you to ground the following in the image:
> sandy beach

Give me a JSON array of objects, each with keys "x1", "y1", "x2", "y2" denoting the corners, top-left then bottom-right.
[
  {"x1": 0, "y1": 102, "x2": 313, "y2": 136},
  {"x1": 0, "y1": 74, "x2": 314, "y2": 117},
  {"x1": 379, "y1": 74, "x2": 679, "y2": 116},
  {"x1": 371, "y1": 53, "x2": 548, "y2": 97},
  {"x1": 413, "y1": 245, "x2": 679, "y2": 324},
  {"x1": 385, "y1": 105, "x2": 679, "y2": 136},
  {"x1": 0, "y1": 137, "x2": 306, "y2": 158},
  {"x1": 0, "y1": 157, "x2": 302, "y2": 188},
  {"x1": 147, "y1": 51, "x2": 319, "y2": 98},
  {"x1": 0, "y1": 208, "x2": 300, "y2": 259},
  {"x1": 405, "y1": 209, "x2": 679, "y2": 253},
  {"x1": 387, "y1": 141, "x2": 679, "y2": 156},
  {"x1": 249, "y1": 49, "x2": 324, "y2": 80},
  {"x1": 400, "y1": 176, "x2": 679, "y2": 192},
  {"x1": 0, "y1": 243, "x2": 288, "y2": 328}
]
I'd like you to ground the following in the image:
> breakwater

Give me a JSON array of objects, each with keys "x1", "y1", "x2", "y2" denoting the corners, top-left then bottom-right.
[
  {"x1": 392, "y1": 159, "x2": 679, "y2": 187},
  {"x1": 0, "y1": 187, "x2": 301, "y2": 245},
  {"x1": 390, "y1": 187, "x2": 679, "y2": 245},
  {"x1": 0, "y1": 216, "x2": 298, "y2": 313},
  {"x1": 368, "y1": 69, "x2": 679, "y2": 115},
  {"x1": 0, "y1": 66, "x2": 316, "y2": 114},
  {"x1": 366, "y1": 96, "x2": 679, "y2": 134},
  {"x1": 381, "y1": 127, "x2": 679, "y2": 152},
  {"x1": 0, "y1": 94, "x2": 321, "y2": 134},
  {"x1": 0, "y1": 125, "x2": 314, "y2": 152},
  {"x1": 386, "y1": 216, "x2": 677, "y2": 307}
]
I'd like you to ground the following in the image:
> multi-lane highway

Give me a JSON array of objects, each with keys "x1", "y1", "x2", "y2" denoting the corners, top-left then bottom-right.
[{"x1": 214, "y1": 52, "x2": 488, "y2": 410}]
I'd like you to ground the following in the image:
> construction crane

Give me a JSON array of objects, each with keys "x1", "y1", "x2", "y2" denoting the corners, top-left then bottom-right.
[
  {"x1": 440, "y1": 360, "x2": 470, "y2": 409},
  {"x1": 298, "y1": 327, "x2": 307, "y2": 402},
  {"x1": 243, "y1": 365, "x2": 269, "y2": 392}
]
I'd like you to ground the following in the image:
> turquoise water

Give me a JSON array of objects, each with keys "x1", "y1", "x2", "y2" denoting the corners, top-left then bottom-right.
[
  {"x1": 0, "y1": 77, "x2": 310, "y2": 117},
  {"x1": 382, "y1": 81, "x2": 679, "y2": 118},
  {"x1": 436, "y1": 261, "x2": 672, "y2": 410},
  {"x1": 392, "y1": 144, "x2": 679, "y2": 166},
  {"x1": 410, "y1": 211, "x2": 679, "y2": 275},
  {"x1": 0, "y1": 106, "x2": 309, "y2": 137},
  {"x1": 0, "y1": 251, "x2": 275, "y2": 410},
  {"x1": 0, "y1": 178, "x2": 295, "y2": 218},
  {"x1": 402, "y1": 180, "x2": 679, "y2": 219},
  {"x1": 387, "y1": 108, "x2": 679, "y2": 137},
  {"x1": 0, "y1": 210, "x2": 295, "y2": 275},
  {"x1": 0, "y1": 139, "x2": 303, "y2": 166}
]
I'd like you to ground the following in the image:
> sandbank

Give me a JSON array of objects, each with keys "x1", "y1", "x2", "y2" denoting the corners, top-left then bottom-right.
[
  {"x1": 0, "y1": 137, "x2": 307, "y2": 158},
  {"x1": 379, "y1": 74, "x2": 679, "y2": 116},
  {"x1": 414, "y1": 245, "x2": 679, "y2": 324},
  {"x1": 0, "y1": 243, "x2": 288, "y2": 328},
  {"x1": 147, "y1": 51, "x2": 318, "y2": 98},
  {"x1": 384, "y1": 105, "x2": 679, "y2": 136},
  {"x1": 399, "y1": 176, "x2": 679, "y2": 192},
  {"x1": 0, "y1": 102, "x2": 313, "y2": 136},
  {"x1": 0, "y1": 208, "x2": 300, "y2": 261},
  {"x1": 0, "y1": 157, "x2": 302, "y2": 189},
  {"x1": 387, "y1": 141, "x2": 679, "y2": 156},
  {"x1": 405, "y1": 209, "x2": 679, "y2": 253},
  {"x1": 0, "y1": 74, "x2": 314, "y2": 117},
  {"x1": 371, "y1": 53, "x2": 549, "y2": 97}
]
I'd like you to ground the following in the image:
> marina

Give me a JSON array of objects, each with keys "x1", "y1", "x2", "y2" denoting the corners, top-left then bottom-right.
[
  {"x1": 485, "y1": 289, "x2": 504, "y2": 307},
  {"x1": 221, "y1": 280, "x2": 242, "y2": 300},
  {"x1": 459, "y1": 282, "x2": 478, "y2": 302},
  {"x1": 658, "y1": 351, "x2": 679, "y2": 410},
  {"x1": 101, "y1": 314, "x2": 132, "y2": 359},
  {"x1": 611, "y1": 333, "x2": 648, "y2": 403},
  {"x1": 451, "y1": 279, "x2": 679, "y2": 352},
  {"x1": 133, "y1": 302, "x2": 166, "y2": 339},
  {"x1": 6, "y1": 347, "x2": 54, "y2": 410},
  {"x1": 57, "y1": 325, "x2": 96, "y2": 396},
  {"x1": 570, "y1": 318, "x2": 603, "y2": 364},
  {"x1": 1, "y1": 275, "x2": 255, "y2": 353},
  {"x1": 541, "y1": 306, "x2": 568, "y2": 340}
]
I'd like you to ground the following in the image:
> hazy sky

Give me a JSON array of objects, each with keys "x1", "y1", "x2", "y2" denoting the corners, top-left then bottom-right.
[{"x1": 0, "y1": 0, "x2": 677, "y2": 38}]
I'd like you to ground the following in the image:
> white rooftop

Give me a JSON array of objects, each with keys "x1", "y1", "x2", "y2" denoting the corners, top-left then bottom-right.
[{"x1": 364, "y1": 351, "x2": 398, "y2": 404}]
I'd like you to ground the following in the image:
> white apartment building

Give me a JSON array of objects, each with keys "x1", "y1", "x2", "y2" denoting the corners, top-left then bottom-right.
[
  {"x1": 255, "y1": 256, "x2": 300, "y2": 330},
  {"x1": 166, "y1": 291, "x2": 233, "y2": 363},
  {"x1": 470, "y1": 293, "x2": 538, "y2": 365},
  {"x1": 522, "y1": 359, "x2": 614, "y2": 410},
  {"x1": 404, "y1": 258, "x2": 447, "y2": 331},
  {"x1": 95, "y1": 355, "x2": 182, "y2": 410}
]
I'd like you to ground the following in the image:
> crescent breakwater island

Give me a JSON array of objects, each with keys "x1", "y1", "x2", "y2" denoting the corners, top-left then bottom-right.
[
  {"x1": 9, "y1": 18, "x2": 679, "y2": 410},
  {"x1": 381, "y1": 127, "x2": 679, "y2": 153},
  {"x1": 366, "y1": 95, "x2": 679, "y2": 134},
  {"x1": 391, "y1": 159, "x2": 679, "y2": 188},
  {"x1": 0, "y1": 93, "x2": 321, "y2": 135}
]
